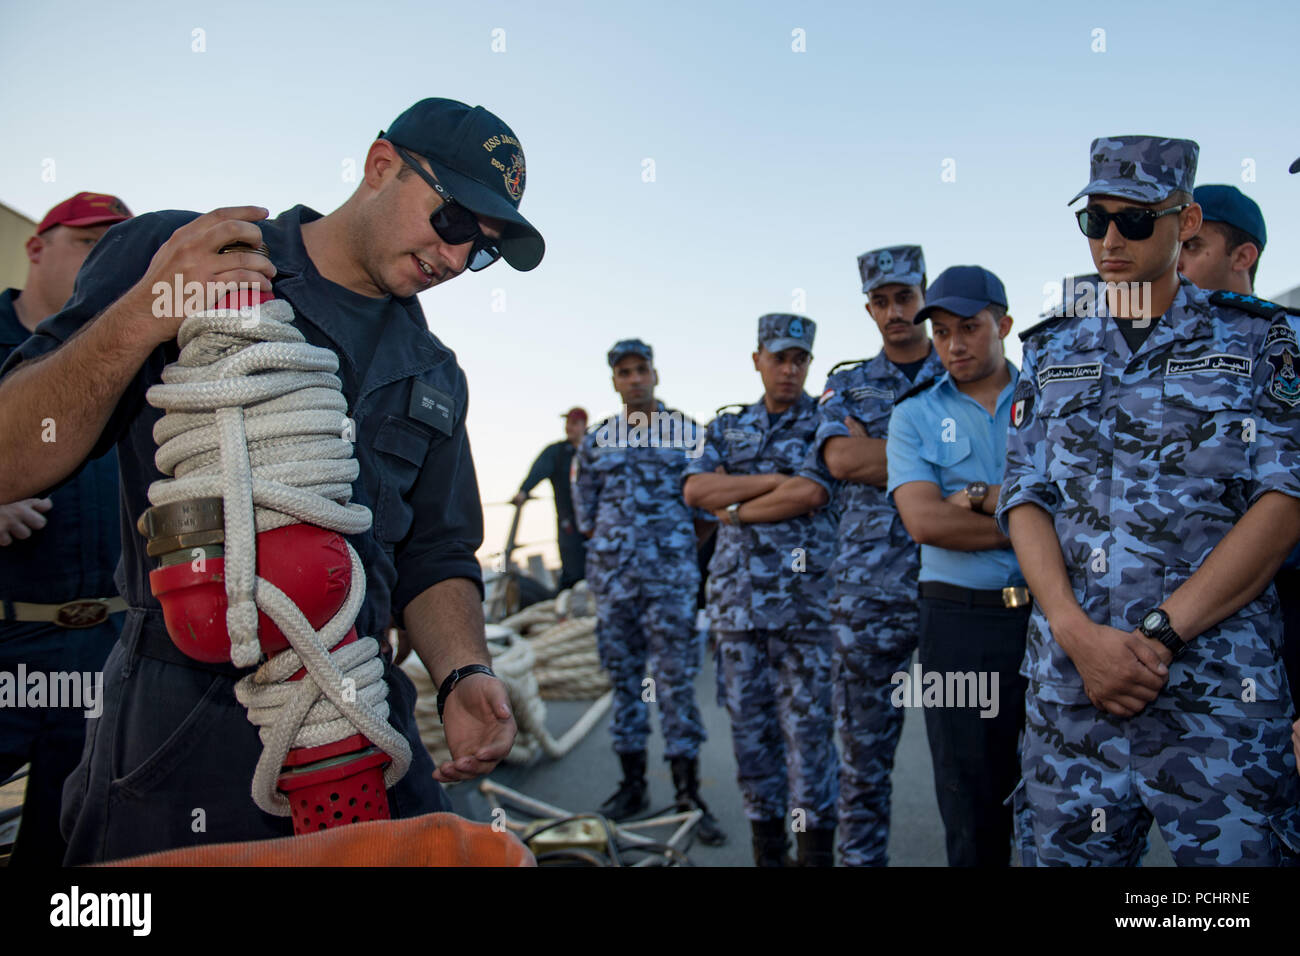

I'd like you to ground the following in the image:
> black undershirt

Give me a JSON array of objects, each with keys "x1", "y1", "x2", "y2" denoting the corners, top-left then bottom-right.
[
  {"x1": 1113, "y1": 314, "x2": 1160, "y2": 353},
  {"x1": 315, "y1": 275, "x2": 400, "y2": 384},
  {"x1": 891, "y1": 356, "x2": 928, "y2": 381}
]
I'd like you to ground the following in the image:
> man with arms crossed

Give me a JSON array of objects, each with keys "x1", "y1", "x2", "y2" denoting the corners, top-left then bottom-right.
[
  {"x1": 684, "y1": 314, "x2": 837, "y2": 865},
  {"x1": 887, "y1": 265, "x2": 1028, "y2": 866},
  {"x1": 815, "y1": 246, "x2": 944, "y2": 866}
]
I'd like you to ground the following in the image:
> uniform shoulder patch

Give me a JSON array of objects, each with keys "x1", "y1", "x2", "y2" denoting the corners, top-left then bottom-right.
[
  {"x1": 1264, "y1": 321, "x2": 1298, "y2": 350},
  {"x1": 713, "y1": 403, "x2": 746, "y2": 417},
  {"x1": 1267, "y1": 347, "x2": 1300, "y2": 407},
  {"x1": 1017, "y1": 311, "x2": 1070, "y2": 342},
  {"x1": 894, "y1": 376, "x2": 939, "y2": 405},
  {"x1": 828, "y1": 358, "x2": 868, "y2": 375},
  {"x1": 1209, "y1": 289, "x2": 1294, "y2": 321}
]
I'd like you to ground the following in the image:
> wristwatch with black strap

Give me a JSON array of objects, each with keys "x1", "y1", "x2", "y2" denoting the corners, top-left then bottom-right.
[
  {"x1": 1137, "y1": 607, "x2": 1186, "y2": 661},
  {"x1": 436, "y1": 664, "x2": 496, "y2": 720}
]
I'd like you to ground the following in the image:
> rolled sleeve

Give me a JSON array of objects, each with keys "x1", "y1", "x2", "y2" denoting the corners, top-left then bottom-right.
[
  {"x1": 995, "y1": 343, "x2": 1059, "y2": 534},
  {"x1": 796, "y1": 433, "x2": 834, "y2": 494},
  {"x1": 885, "y1": 402, "x2": 936, "y2": 500},
  {"x1": 813, "y1": 379, "x2": 853, "y2": 463},
  {"x1": 392, "y1": 384, "x2": 485, "y2": 616}
]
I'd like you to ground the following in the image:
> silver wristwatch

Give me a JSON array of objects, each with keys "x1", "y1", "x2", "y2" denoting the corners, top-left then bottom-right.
[{"x1": 726, "y1": 502, "x2": 743, "y2": 525}]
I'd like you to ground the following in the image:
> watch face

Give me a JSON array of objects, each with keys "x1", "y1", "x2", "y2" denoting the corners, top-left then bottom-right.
[{"x1": 1143, "y1": 612, "x2": 1162, "y2": 631}]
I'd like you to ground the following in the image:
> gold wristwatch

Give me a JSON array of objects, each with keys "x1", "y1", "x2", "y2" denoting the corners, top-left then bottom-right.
[{"x1": 964, "y1": 481, "x2": 989, "y2": 512}]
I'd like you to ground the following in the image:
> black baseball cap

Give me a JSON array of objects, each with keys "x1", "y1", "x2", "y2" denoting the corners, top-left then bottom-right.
[{"x1": 380, "y1": 98, "x2": 544, "y2": 271}]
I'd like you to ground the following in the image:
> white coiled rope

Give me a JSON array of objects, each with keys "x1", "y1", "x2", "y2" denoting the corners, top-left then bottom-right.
[{"x1": 145, "y1": 298, "x2": 411, "y2": 816}]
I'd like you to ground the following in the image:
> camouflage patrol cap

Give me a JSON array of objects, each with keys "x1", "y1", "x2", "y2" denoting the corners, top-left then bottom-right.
[
  {"x1": 607, "y1": 338, "x2": 653, "y2": 367},
  {"x1": 1069, "y1": 135, "x2": 1198, "y2": 205},
  {"x1": 858, "y1": 245, "x2": 925, "y2": 294},
  {"x1": 757, "y1": 313, "x2": 816, "y2": 353}
]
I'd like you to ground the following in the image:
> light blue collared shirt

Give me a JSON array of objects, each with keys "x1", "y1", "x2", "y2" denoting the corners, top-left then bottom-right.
[{"x1": 886, "y1": 363, "x2": 1025, "y2": 590}]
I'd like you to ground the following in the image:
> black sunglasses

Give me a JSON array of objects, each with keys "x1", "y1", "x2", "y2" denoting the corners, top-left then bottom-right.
[
  {"x1": 391, "y1": 144, "x2": 503, "y2": 271},
  {"x1": 1076, "y1": 203, "x2": 1188, "y2": 241}
]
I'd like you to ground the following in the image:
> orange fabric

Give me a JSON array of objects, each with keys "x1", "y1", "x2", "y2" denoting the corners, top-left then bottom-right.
[{"x1": 100, "y1": 812, "x2": 535, "y2": 867}]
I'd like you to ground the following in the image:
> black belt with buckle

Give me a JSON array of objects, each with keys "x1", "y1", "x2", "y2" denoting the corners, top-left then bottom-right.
[
  {"x1": 0, "y1": 596, "x2": 128, "y2": 629},
  {"x1": 919, "y1": 581, "x2": 1031, "y2": 609}
]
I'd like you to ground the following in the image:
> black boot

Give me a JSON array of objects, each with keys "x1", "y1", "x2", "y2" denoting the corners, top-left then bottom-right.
[
  {"x1": 598, "y1": 751, "x2": 648, "y2": 820},
  {"x1": 796, "y1": 826, "x2": 836, "y2": 867},
  {"x1": 670, "y1": 756, "x2": 726, "y2": 846},
  {"x1": 751, "y1": 818, "x2": 793, "y2": 867}
]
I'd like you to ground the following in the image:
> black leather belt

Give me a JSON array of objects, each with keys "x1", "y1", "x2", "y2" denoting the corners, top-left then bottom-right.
[{"x1": 919, "y1": 581, "x2": 1031, "y2": 609}]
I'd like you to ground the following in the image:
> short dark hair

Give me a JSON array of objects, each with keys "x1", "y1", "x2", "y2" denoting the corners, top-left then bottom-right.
[
  {"x1": 1167, "y1": 189, "x2": 1193, "y2": 206},
  {"x1": 984, "y1": 303, "x2": 1007, "y2": 321},
  {"x1": 1204, "y1": 220, "x2": 1261, "y2": 287},
  {"x1": 390, "y1": 143, "x2": 423, "y2": 180}
]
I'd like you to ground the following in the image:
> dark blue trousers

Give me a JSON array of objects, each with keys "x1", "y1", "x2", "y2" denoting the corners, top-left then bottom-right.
[
  {"x1": 61, "y1": 608, "x2": 450, "y2": 864},
  {"x1": 0, "y1": 614, "x2": 123, "y2": 866},
  {"x1": 557, "y1": 525, "x2": 587, "y2": 591},
  {"x1": 917, "y1": 594, "x2": 1029, "y2": 868}
]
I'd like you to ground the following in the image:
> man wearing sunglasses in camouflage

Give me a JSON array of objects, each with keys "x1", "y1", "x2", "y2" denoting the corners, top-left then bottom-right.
[
  {"x1": 999, "y1": 135, "x2": 1300, "y2": 865},
  {"x1": 0, "y1": 98, "x2": 542, "y2": 862}
]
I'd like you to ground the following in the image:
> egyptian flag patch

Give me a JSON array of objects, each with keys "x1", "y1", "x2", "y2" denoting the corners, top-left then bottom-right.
[
  {"x1": 1012, "y1": 395, "x2": 1032, "y2": 429},
  {"x1": 819, "y1": 388, "x2": 835, "y2": 405}
]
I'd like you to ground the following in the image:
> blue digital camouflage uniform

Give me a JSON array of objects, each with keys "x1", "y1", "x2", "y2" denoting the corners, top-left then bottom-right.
[
  {"x1": 817, "y1": 244, "x2": 946, "y2": 865},
  {"x1": 573, "y1": 394, "x2": 710, "y2": 758},
  {"x1": 683, "y1": 313, "x2": 839, "y2": 828},
  {"x1": 999, "y1": 274, "x2": 1300, "y2": 866}
]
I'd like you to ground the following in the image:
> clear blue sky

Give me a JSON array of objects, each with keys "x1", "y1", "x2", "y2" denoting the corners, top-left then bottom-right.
[{"x1": 4, "y1": 0, "x2": 1298, "y2": 568}]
